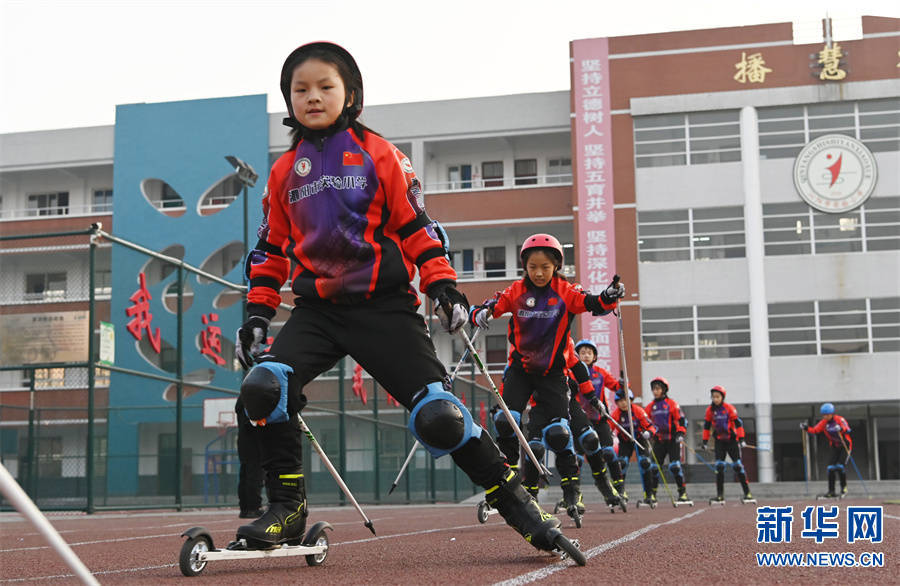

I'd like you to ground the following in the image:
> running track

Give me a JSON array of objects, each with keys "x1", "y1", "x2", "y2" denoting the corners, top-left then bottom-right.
[{"x1": 1, "y1": 498, "x2": 896, "y2": 584}]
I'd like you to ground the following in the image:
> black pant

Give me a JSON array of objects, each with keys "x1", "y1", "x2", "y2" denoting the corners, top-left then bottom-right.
[
  {"x1": 235, "y1": 397, "x2": 265, "y2": 512},
  {"x1": 651, "y1": 440, "x2": 684, "y2": 488},
  {"x1": 258, "y1": 292, "x2": 506, "y2": 486}
]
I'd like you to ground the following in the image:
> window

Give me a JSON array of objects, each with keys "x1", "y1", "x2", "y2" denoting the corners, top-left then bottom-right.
[
  {"x1": 763, "y1": 197, "x2": 900, "y2": 256},
  {"x1": 547, "y1": 158, "x2": 572, "y2": 183},
  {"x1": 25, "y1": 272, "x2": 67, "y2": 300},
  {"x1": 758, "y1": 98, "x2": 900, "y2": 159},
  {"x1": 482, "y1": 161, "x2": 504, "y2": 188},
  {"x1": 35, "y1": 436, "x2": 63, "y2": 477},
  {"x1": 161, "y1": 183, "x2": 183, "y2": 208},
  {"x1": 768, "y1": 297, "x2": 899, "y2": 355},
  {"x1": 642, "y1": 304, "x2": 750, "y2": 360},
  {"x1": 633, "y1": 111, "x2": 741, "y2": 168},
  {"x1": 448, "y1": 164, "x2": 472, "y2": 190},
  {"x1": 637, "y1": 206, "x2": 745, "y2": 262},
  {"x1": 483, "y1": 246, "x2": 506, "y2": 278},
  {"x1": 203, "y1": 175, "x2": 242, "y2": 207},
  {"x1": 485, "y1": 335, "x2": 507, "y2": 365},
  {"x1": 92, "y1": 189, "x2": 113, "y2": 213},
  {"x1": 451, "y1": 249, "x2": 474, "y2": 278},
  {"x1": 514, "y1": 159, "x2": 537, "y2": 185},
  {"x1": 27, "y1": 192, "x2": 69, "y2": 216},
  {"x1": 34, "y1": 368, "x2": 66, "y2": 389},
  {"x1": 94, "y1": 269, "x2": 112, "y2": 296}
]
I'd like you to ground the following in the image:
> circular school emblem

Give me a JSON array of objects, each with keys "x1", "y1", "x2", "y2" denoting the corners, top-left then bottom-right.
[
  {"x1": 793, "y1": 134, "x2": 877, "y2": 214},
  {"x1": 526, "y1": 297, "x2": 536, "y2": 307},
  {"x1": 400, "y1": 157, "x2": 414, "y2": 174},
  {"x1": 295, "y1": 157, "x2": 312, "y2": 177}
]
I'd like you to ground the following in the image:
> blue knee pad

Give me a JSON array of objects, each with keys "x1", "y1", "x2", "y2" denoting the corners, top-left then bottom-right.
[
  {"x1": 827, "y1": 463, "x2": 844, "y2": 472},
  {"x1": 618, "y1": 457, "x2": 630, "y2": 472},
  {"x1": 669, "y1": 461, "x2": 683, "y2": 475},
  {"x1": 578, "y1": 428, "x2": 601, "y2": 455},
  {"x1": 408, "y1": 382, "x2": 482, "y2": 458},
  {"x1": 639, "y1": 456, "x2": 651, "y2": 471},
  {"x1": 715, "y1": 460, "x2": 727, "y2": 472},
  {"x1": 240, "y1": 361, "x2": 292, "y2": 425},
  {"x1": 543, "y1": 419, "x2": 574, "y2": 455},
  {"x1": 528, "y1": 439, "x2": 547, "y2": 462},
  {"x1": 731, "y1": 459, "x2": 745, "y2": 474},
  {"x1": 493, "y1": 409, "x2": 521, "y2": 438},
  {"x1": 602, "y1": 446, "x2": 617, "y2": 463}
]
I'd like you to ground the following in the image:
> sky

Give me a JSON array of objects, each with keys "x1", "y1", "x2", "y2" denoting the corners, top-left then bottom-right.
[{"x1": 1, "y1": 0, "x2": 898, "y2": 135}]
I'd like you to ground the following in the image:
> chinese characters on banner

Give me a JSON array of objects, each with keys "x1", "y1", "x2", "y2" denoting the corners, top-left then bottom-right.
[{"x1": 571, "y1": 38, "x2": 618, "y2": 405}]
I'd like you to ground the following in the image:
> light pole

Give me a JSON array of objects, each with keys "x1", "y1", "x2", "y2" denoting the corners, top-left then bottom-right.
[{"x1": 224, "y1": 155, "x2": 259, "y2": 326}]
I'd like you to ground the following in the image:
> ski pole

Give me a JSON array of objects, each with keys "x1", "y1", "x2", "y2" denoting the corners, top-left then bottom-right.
[
  {"x1": 297, "y1": 413, "x2": 376, "y2": 535},
  {"x1": 838, "y1": 432, "x2": 871, "y2": 499},
  {"x1": 647, "y1": 438, "x2": 677, "y2": 506},
  {"x1": 611, "y1": 275, "x2": 637, "y2": 448},
  {"x1": 685, "y1": 443, "x2": 717, "y2": 475},
  {"x1": 388, "y1": 328, "x2": 482, "y2": 495},
  {"x1": 457, "y1": 327, "x2": 552, "y2": 481},
  {"x1": 605, "y1": 411, "x2": 650, "y2": 453}
]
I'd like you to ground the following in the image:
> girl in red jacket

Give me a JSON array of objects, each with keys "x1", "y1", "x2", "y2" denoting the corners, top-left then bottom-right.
[
  {"x1": 802, "y1": 403, "x2": 852, "y2": 497},
  {"x1": 234, "y1": 42, "x2": 570, "y2": 556},
  {"x1": 469, "y1": 233, "x2": 624, "y2": 523},
  {"x1": 702, "y1": 386, "x2": 752, "y2": 502}
]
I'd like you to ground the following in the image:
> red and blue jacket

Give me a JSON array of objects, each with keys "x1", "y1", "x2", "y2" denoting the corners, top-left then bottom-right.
[
  {"x1": 703, "y1": 402, "x2": 745, "y2": 443},
  {"x1": 478, "y1": 276, "x2": 617, "y2": 375},
  {"x1": 648, "y1": 397, "x2": 686, "y2": 442},
  {"x1": 808, "y1": 415, "x2": 852, "y2": 450},
  {"x1": 246, "y1": 128, "x2": 455, "y2": 313},
  {"x1": 609, "y1": 403, "x2": 656, "y2": 443}
]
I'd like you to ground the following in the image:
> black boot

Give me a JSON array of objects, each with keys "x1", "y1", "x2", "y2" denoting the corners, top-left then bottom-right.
[
  {"x1": 714, "y1": 473, "x2": 725, "y2": 501},
  {"x1": 593, "y1": 468, "x2": 618, "y2": 505},
  {"x1": 826, "y1": 470, "x2": 837, "y2": 497},
  {"x1": 486, "y1": 469, "x2": 561, "y2": 551},
  {"x1": 236, "y1": 469, "x2": 307, "y2": 547},
  {"x1": 839, "y1": 471, "x2": 847, "y2": 496},
  {"x1": 561, "y1": 476, "x2": 585, "y2": 516},
  {"x1": 612, "y1": 478, "x2": 627, "y2": 502}
]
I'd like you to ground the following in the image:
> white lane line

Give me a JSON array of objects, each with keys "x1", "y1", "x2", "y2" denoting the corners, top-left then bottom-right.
[
  {"x1": 885, "y1": 514, "x2": 900, "y2": 521},
  {"x1": 335, "y1": 523, "x2": 480, "y2": 545},
  {"x1": 493, "y1": 508, "x2": 708, "y2": 586},
  {"x1": 0, "y1": 564, "x2": 177, "y2": 583}
]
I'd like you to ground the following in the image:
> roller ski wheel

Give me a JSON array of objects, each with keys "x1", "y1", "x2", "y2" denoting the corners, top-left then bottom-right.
[
  {"x1": 673, "y1": 499, "x2": 694, "y2": 507},
  {"x1": 566, "y1": 506, "x2": 583, "y2": 529},
  {"x1": 709, "y1": 497, "x2": 726, "y2": 507},
  {"x1": 553, "y1": 533, "x2": 587, "y2": 566},
  {"x1": 303, "y1": 523, "x2": 331, "y2": 566},
  {"x1": 179, "y1": 529, "x2": 213, "y2": 577},
  {"x1": 553, "y1": 499, "x2": 565, "y2": 515},
  {"x1": 477, "y1": 500, "x2": 490, "y2": 524}
]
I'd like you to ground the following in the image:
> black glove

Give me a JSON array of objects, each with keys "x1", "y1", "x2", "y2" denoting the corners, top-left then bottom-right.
[
  {"x1": 800, "y1": 422, "x2": 808, "y2": 430},
  {"x1": 235, "y1": 316, "x2": 269, "y2": 369},
  {"x1": 430, "y1": 283, "x2": 469, "y2": 334},
  {"x1": 701, "y1": 441, "x2": 708, "y2": 451},
  {"x1": 739, "y1": 440, "x2": 747, "y2": 448},
  {"x1": 675, "y1": 434, "x2": 685, "y2": 445},
  {"x1": 600, "y1": 277, "x2": 626, "y2": 305},
  {"x1": 590, "y1": 395, "x2": 603, "y2": 413}
]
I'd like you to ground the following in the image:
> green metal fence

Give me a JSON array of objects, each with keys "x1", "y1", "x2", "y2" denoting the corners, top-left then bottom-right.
[{"x1": 0, "y1": 226, "x2": 488, "y2": 512}]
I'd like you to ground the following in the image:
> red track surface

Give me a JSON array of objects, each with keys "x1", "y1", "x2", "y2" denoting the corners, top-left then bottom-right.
[{"x1": 1, "y1": 498, "x2": 897, "y2": 584}]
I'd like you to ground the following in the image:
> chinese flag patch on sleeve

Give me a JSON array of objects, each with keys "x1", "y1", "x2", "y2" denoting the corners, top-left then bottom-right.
[{"x1": 343, "y1": 151, "x2": 363, "y2": 166}]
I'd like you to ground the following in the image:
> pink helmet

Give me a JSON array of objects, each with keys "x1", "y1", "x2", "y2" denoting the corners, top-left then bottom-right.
[
  {"x1": 710, "y1": 385, "x2": 726, "y2": 398},
  {"x1": 520, "y1": 233, "x2": 563, "y2": 266}
]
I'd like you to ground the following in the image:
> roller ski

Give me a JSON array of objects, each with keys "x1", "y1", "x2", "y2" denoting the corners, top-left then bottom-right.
[
  {"x1": 560, "y1": 477, "x2": 585, "y2": 529},
  {"x1": 635, "y1": 490, "x2": 658, "y2": 509},
  {"x1": 708, "y1": 494, "x2": 726, "y2": 507},
  {"x1": 178, "y1": 522, "x2": 332, "y2": 577},
  {"x1": 816, "y1": 492, "x2": 845, "y2": 501},
  {"x1": 593, "y1": 471, "x2": 627, "y2": 513},
  {"x1": 486, "y1": 470, "x2": 586, "y2": 566},
  {"x1": 606, "y1": 494, "x2": 627, "y2": 513},
  {"x1": 476, "y1": 499, "x2": 500, "y2": 524},
  {"x1": 740, "y1": 490, "x2": 757, "y2": 505},
  {"x1": 674, "y1": 487, "x2": 693, "y2": 507}
]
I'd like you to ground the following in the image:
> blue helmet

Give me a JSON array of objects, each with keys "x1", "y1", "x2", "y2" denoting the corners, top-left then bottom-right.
[
  {"x1": 820, "y1": 403, "x2": 835, "y2": 415},
  {"x1": 574, "y1": 339, "x2": 598, "y2": 355},
  {"x1": 614, "y1": 388, "x2": 634, "y2": 402}
]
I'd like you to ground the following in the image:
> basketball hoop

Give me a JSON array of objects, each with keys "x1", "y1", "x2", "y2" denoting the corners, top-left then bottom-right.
[{"x1": 217, "y1": 411, "x2": 236, "y2": 436}]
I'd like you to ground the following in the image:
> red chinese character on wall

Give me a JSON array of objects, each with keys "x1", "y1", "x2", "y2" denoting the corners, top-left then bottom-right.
[
  {"x1": 200, "y1": 312, "x2": 225, "y2": 366},
  {"x1": 125, "y1": 272, "x2": 161, "y2": 353}
]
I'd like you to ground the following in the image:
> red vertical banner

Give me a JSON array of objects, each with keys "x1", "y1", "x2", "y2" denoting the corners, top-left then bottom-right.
[{"x1": 571, "y1": 38, "x2": 619, "y2": 394}]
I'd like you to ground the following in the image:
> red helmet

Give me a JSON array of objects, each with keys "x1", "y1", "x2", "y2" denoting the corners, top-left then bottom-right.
[
  {"x1": 650, "y1": 377, "x2": 669, "y2": 393},
  {"x1": 520, "y1": 233, "x2": 563, "y2": 266},
  {"x1": 710, "y1": 385, "x2": 726, "y2": 398}
]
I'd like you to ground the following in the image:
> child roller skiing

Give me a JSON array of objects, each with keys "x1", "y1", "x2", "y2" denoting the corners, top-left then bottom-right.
[
  {"x1": 646, "y1": 377, "x2": 690, "y2": 504},
  {"x1": 234, "y1": 42, "x2": 582, "y2": 561},
  {"x1": 567, "y1": 339, "x2": 626, "y2": 511},
  {"x1": 609, "y1": 388, "x2": 657, "y2": 505},
  {"x1": 803, "y1": 403, "x2": 852, "y2": 498},
  {"x1": 702, "y1": 386, "x2": 754, "y2": 504},
  {"x1": 469, "y1": 233, "x2": 625, "y2": 527}
]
